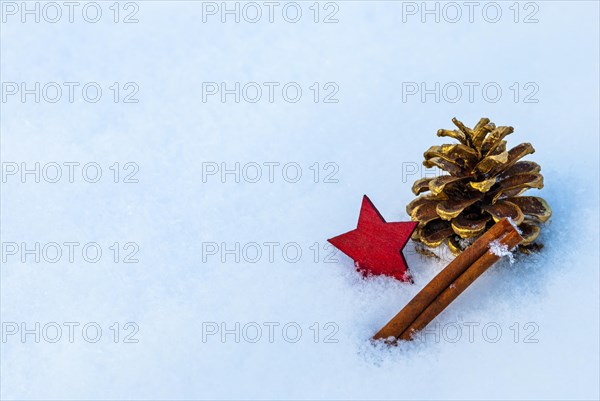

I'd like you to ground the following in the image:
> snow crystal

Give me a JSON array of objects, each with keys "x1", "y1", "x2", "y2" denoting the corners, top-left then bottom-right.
[
  {"x1": 489, "y1": 240, "x2": 516, "y2": 264},
  {"x1": 458, "y1": 236, "x2": 475, "y2": 249},
  {"x1": 506, "y1": 217, "x2": 523, "y2": 234}
]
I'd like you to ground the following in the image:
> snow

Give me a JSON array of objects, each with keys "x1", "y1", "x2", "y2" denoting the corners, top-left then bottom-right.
[
  {"x1": 1, "y1": 1, "x2": 599, "y2": 400},
  {"x1": 458, "y1": 236, "x2": 475, "y2": 250},
  {"x1": 507, "y1": 216, "x2": 523, "y2": 234},
  {"x1": 489, "y1": 239, "x2": 515, "y2": 264}
]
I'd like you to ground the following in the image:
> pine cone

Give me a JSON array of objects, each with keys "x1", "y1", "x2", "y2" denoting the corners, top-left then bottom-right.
[{"x1": 407, "y1": 117, "x2": 552, "y2": 255}]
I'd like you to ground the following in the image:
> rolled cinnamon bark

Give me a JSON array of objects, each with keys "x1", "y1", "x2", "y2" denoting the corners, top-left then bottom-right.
[
  {"x1": 398, "y1": 228, "x2": 523, "y2": 341},
  {"x1": 373, "y1": 218, "x2": 515, "y2": 341}
]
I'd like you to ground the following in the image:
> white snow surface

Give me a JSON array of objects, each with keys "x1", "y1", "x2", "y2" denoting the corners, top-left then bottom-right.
[{"x1": 1, "y1": 2, "x2": 599, "y2": 400}]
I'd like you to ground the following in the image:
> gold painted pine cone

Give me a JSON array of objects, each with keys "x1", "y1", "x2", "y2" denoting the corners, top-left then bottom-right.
[{"x1": 408, "y1": 117, "x2": 552, "y2": 255}]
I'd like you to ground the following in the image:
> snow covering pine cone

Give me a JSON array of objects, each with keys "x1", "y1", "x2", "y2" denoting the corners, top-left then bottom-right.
[{"x1": 407, "y1": 117, "x2": 552, "y2": 255}]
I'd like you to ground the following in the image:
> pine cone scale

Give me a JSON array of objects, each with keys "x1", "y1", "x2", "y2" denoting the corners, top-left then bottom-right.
[
  {"x1": 482, "y1": 200, "x2": 525, "y2": 225},
  {"x1": 436, "y1": 196, "x2": 481, "y2": 221},
  {"x1": 451, "y1": 214, "x2": 490, "y2": 238}
]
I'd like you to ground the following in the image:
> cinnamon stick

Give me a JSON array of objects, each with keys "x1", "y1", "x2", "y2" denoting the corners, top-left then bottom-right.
[
  {"x1": 399, "y1": 228, "x2": 523, "y2": 341},
  {"x1": 373, "y1": 218, "x2": 515, "y2": 341}
]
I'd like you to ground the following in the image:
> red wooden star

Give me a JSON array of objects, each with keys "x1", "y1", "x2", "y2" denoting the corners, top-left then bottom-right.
[{"x1": 328, "y1": 195, "x2": 418, "y2": 282}]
